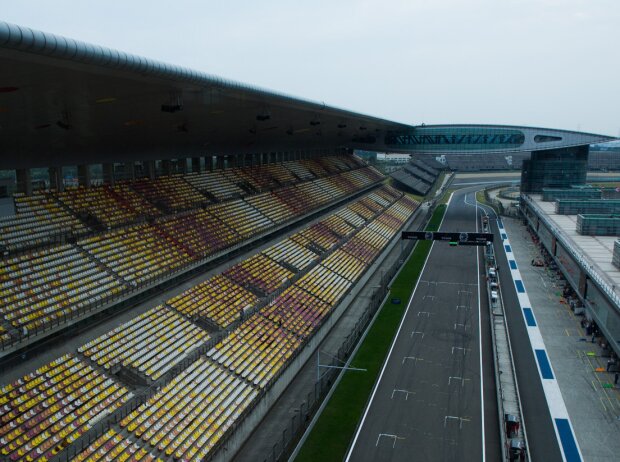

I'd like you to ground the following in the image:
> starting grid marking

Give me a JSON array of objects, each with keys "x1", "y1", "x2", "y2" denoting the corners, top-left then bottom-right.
[
  {"x1": 402, "y1": 356, "x2": 423, "y2": 365},
  {"x1": 497, "y1": 219, "x2": 583, "y2": 462},
  {"x1": 444, "y1": 415, "x2": 471, "y2": 429},
  {"x1": 448, "y1": 376, "x2": 470, "y2": 387},
  {"x1": 420, "y1": 280, "x2": 478, "y2": 286},
  {"x1": 376, "y1": 433, "x2": 405, "y2": 448},
  {"x1": 391, "y1": 388, "x2": 415, "y2": 400},
  {"x1": 451, "y1": 346, "x2": 470, "y2": 355}
]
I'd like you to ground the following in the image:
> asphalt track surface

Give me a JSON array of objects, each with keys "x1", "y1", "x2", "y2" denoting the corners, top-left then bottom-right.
[{"x1": 346, "y1": 188, "x2": 499, "y2": 462}]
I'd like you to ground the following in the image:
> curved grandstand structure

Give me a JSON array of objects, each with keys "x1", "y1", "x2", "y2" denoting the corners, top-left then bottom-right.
[{"x1": 0, "y1": 20, "x2": 616, "y2": 462}]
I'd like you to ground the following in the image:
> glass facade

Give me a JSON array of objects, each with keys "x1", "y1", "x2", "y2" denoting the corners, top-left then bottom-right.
[
  {"x1": 521, "y1": 146, "x2": 589, "y2": 193},
  {"x1": 555, "y1": 199, "x2": 620, "y2": 215},
  {"x1": 385, "y1": 127, "x2": 525, "y2": 151},
  {"x1": 586, "y1": 281, "x2": 620, "y2": 344},
  {"x1": 576, "y1": 214, "x2": 620, "y2": 236},
  {"x1": 556, "y1": 242, "x2": 582, "y2": 288},
  {"x1": 541, "y1": 188, "x2": 601, "y2": 202},
  {"x1": 614, "y1": 240, "x2": 620, "y2": 270},
  {"x1": 538, "y1": 221, "x2": 554, "y2": 252}
]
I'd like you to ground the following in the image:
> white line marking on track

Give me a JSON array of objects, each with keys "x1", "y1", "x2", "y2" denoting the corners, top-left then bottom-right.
[
  {"x1": 376, "y1": 433, "x2": 405, "y2": 448},
  {"x1": 391, "y1": 388, "x2": 415, "y2": 400},
  {"x1": 475, "y1": 191, "x2": 486, "y2": 462},
  {"x1": 344, "y1": 198, "x2": 451, "y2": 462}
]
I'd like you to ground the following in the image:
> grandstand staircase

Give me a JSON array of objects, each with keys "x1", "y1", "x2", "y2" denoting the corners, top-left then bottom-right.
[
  {"x1": 235, "y1": 180, "x2": 258, "y2": 195},
  {"x1": 116, "y1": 365, "x2": 149, "y2": 388},
  {"x1": 278, "y1": 260, "x2": 300, "y2": 274},
  {"x1": 73, "y1": 242, "x2": 133, "y2": 287},
  {"x1": 0, "y1": 316, "x2": 20, "y2": 341},
  {"x1": 104, "y1": 184, "x2": 149, "y2": 222},
  {"x1": 53, "y1": 193, "x2": 108, "y2": 232},
  {"x1": 151, "y1": 225, "x2": 197, "y2": 259},
  {"x1": 200, "y1": 189, "x2": 218, "y2": 203}
]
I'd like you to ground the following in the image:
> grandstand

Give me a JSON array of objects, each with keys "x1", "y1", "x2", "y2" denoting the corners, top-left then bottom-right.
[
  {"x1": 389, "y1": 156, "x2": 442, "y2": 195},
  {"x1": 0, "y1": 157, "x2": 383, "y2": 348},
  {"x1": 3, "y1": 20, "x2": 613, "y2": 462},
  {"x1": 0, "y1": 177, "x2": 419, "y2": 461}
]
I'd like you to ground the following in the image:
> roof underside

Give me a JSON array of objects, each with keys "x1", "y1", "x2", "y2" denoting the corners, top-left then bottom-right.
[
  {"x1": 0, "y1": 22, "x2": 412, "y2": 170},
  {"x1": 0, "y1": 22, "x2": 615, "y2": 170}
]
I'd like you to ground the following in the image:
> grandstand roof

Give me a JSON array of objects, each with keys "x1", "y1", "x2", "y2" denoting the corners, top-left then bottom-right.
[
  {"x1": 1, "y1": 21, "x2": 615, "y2": 170},
  {"x1": 0, "y1": 21, "x2": 412, "y2": 169}
]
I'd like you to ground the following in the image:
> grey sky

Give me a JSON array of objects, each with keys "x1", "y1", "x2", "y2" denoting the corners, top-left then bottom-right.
[{"x1": 3, "y1": 0, "x2": 619, "y2": 136}]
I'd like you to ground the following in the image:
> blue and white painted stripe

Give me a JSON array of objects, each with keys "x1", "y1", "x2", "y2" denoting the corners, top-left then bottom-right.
[{"x1": 497, "y1": 219, "x2": 583, "y2": 462}]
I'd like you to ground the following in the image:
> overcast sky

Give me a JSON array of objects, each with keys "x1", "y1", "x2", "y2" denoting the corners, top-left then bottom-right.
[{"x1": 4, "y1": 0, "x2": 619, "y2": 136}]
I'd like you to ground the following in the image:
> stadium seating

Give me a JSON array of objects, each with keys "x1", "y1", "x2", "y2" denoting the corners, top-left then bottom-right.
[
  {"x1": 184, "y1": 170, "x2": 245, "y2": 200},
  {"x1": 0, "y1": 354, "x2": 132, "y2": 461},
  {"x1": 261, "y1": 238, "x2": 319, "y2": 272},
  {"x1": 208, "y1": 315, "x2": 303, "y2": 388},
  {"x1": 208, "y1": 199, "x2": 273, "y2": 239},
  {"x1": 295, "y1": 265, "x2": 352, "y2": 305},
  {"x1": 0, "y1": 178, "x2": 421, "y2": 462},
  {"x1": 166, "y1": 274, "x2": 258, "y2": 328},
  {"x1": 320, "y1": 214, "x2": 356, "y2": 238},
  {"x1": 321, "y1": 249, "x2": 367, "y2": 283},
  {"x1": 299, "y1": 158, "x2": 329, "y2": 177},
  {"x1": 119, "y1": 357, "x2": 258, "y2": 460},
  {"x1": 260, "y1": 286, "x2": 330, "y2": 339},
  {"x1": 291, "y1": 181, "x2": 332, "y2": 207},
  {"x1": 130, "y1": 175, "x2": 208, "y2": 212},
  {"x1": 56, "y1": 185, "x2": 157, "y2": 229},
  {"x1": 79, "y1": 224, "x2": 191, "y2": 286},
  {"x1": 0, "y1": 156, "x2": 377, "y2": 258},
  {"x1": 224, "y1": 254, "x2": 294, "y2": 295},
  {"x1": 0, "y1": 193, "x2": 88, "y2": 253},
  {"x1": 0, "y1": 244, "x2": 124, "y2": 331},
  {"x1": 245, "y1": 192, "x2": 296, "y2": 224},
  {"x1": 155, "y1": 209, "x2": 238, "y2": 257},
  {"x1": 72, "y1": 429, "x2": 163, "y2": 462},
  {"x1": 0, "y1": 326, "x2": 10, "y2": 344},
  {"x1": 236, "y1": 163, "x2": 297, "y2": 190},
  {"x1": 293, "y1": 222, "x2": 341, "y2": 252},
  {"x1": 347, "y1": 201, "x2": 376, "y2": 220},
  {"x1": 78, "y1": 305, "x2": 209, "y2": 380},
  {"x1": 282, "y1": 160, "x2": 315, "y2": 180},
  {"x1": 336, "y1": 207, "x2": 366, "y2": 228}
]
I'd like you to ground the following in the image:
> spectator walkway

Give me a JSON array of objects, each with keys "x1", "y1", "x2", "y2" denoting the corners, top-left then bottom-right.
[{"x1": 503, "y1": 217, "x2": 620, "y2": 462}]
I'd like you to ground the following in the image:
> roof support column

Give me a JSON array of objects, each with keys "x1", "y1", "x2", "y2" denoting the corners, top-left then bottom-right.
[
  {"x1": 216, "y1": 155, "x2": 224, "y2": 170},
  {"x1": 124, "y1": 162, "x2": 136, "y2": 180},
  {"x1": 15, "y1": 168, "x2": 32, "y2": 195},
  {"x1": 178, "y1": 158, "x2": 187, "y2": 174},
  {"x1": 144, "y1": 160, "x2": 155, "y2": 179},
  {"x1": 102, "y1": 163, "x2": 115, "y2": 186},
  {"x1": 161, "y1": 160, "x2": 171, "y2": 176},
  {"x1": 48, "y1": 167, "x2": 64, "y2": 192},
  {"x1": 77, "y1": 164, "x2": 91, "y2": 187},
  {"x1": 191, "y1": 157, "x2": 201, "y2": 173}
]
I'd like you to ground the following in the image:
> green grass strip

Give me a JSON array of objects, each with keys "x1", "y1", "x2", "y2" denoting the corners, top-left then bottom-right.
[{"x1": 295, "y1": 204, "x2": 446, "y2": 462}]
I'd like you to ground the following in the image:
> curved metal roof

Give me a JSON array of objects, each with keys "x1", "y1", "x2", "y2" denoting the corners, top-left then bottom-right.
[
  {"x1": 0, "y1": 21, "x2": 412, "y2": 169},
  {"x1": 384, "y1": 124, "x2": 616, "y2": 154},
  {"x1": 0, "y1": 21, "x2": 615, "y2": 169}
]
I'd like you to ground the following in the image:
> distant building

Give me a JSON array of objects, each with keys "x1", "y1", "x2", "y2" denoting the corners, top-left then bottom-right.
[{"x1": 376, "y1": 153, "x2": 411, "y2": 163}]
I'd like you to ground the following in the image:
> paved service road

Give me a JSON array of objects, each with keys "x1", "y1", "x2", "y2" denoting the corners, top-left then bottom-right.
[{"x1": 346, "y1": 188, "x2": 498, "y2": 462}]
